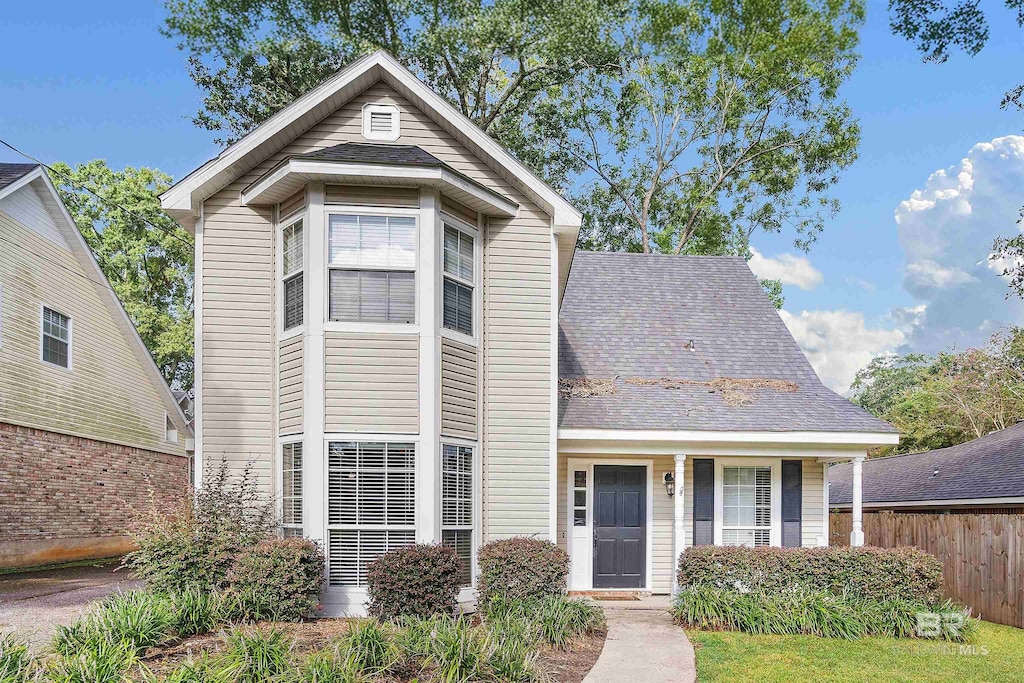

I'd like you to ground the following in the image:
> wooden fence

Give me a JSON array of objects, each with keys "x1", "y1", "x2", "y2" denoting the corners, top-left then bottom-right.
[{"x1": 830, "y1": 511, "x2": 1024, "y2": 629}]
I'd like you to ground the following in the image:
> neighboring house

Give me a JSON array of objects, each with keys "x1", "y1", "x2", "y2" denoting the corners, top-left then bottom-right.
[
  {"x1": 0, "y1": 163, "x2": 192, "y2": 569},
  {"x1": 159, "y1": 51, "x2": 896, "y2": 615},
  {"x1": 829, "y1": 423, "x2": 1024, "y2": 513}
]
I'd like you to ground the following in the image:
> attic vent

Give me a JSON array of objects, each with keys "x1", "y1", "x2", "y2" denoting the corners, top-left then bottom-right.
[{"x1": 362, "y1": 103, "x2": 400, "y2": 141}]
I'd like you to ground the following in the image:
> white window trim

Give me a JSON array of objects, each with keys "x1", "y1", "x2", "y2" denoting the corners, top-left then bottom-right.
[
  {"x1": 713, "y1": 457, "x2": 783, "y2": 547},
  {"x1": 280, "y1": 436, "x2": 304, "y2": 536},
  {"x1": 361, "y1": 102, "x2": 401, "y2": 141},
  {"x1": 440, "y1": 437, "x2": 479, "y2": 588},
  {"x1": 39, "y1": 303, "x2": 72, "y2": 372},
  {"x1": 277, "y1": 209, "x2": 307, "y2": 341},
  {"x1": 439, "y1": 212, "x2": 480, "y2": 346},
  {"x1": 323, "y1": 207, "x2": 420, "y2": 333},
  {"x1": 165, "y1": 413, "x2": 179, "y2": 444}
]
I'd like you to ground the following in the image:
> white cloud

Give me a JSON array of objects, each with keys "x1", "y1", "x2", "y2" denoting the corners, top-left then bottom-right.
[
  {"x1": 844, "y1": 276, "x2": 877, "y2": 291},
  {"x1": 905, "y1": 260, "x2": 977, "y2": 289},
  {"x1": 748, "y1": 248, "x2": 824, "y2": 290},
  {"x1": 780, "y1": 310, "x2": 905, "y2": 393}
]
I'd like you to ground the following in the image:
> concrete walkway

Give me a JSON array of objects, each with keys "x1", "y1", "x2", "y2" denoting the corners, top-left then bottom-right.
[
  {"x1": 584, "y1": 596, "x2": 696, "y2": 683},
  {"x1": 0, "y1": 562, "x2": 139, "y2": 651}
]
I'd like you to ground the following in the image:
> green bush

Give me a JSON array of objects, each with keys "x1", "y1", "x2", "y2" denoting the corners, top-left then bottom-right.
[
  {"x1": 171, "y1": 588, "x2": 225, "y2": 637},
  {"x1": 365, "y1": 544, "x2": 461, "y2": 620},
  {"x1": 226, "y1": 537, "x2": 325, "y2": 621},
  {"x1": 217, "y1": 627, "x2": 294, "y2": 683},
  {"x1": 47, "y1": 638, "x2": 138, "y2": 683},
  {"x1": 0, "y1": 633, "x2": 38, "y2": 683},
  {"x1": 676, "y1": 545, "x2": 943, "y2": 604},
  {"x1": 334, "y1": 619, "x2": 400, "y2": 676},
  {"x1": 426, "y1": 617, "x2": 490, "y2": 683},
  {"x1": 672, "y1": 586, "x2": 976, "y2": 641},
  {"x1": 54, "y1": 590, "x2": 175, "y2": 658},
  {"x1": 485, "y1": 596, "x2": 604, "y2": 650},
  {"x1": 477, "y1": 538, "x2": 569, "y2": 608}
]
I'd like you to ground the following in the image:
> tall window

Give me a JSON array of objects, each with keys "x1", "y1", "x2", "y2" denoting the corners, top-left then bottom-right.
[
  {"x1": 282, "y1": 220, "x2": 304, "y2": 331},
  {"x1": 282, "y1": 442, "x2": 303, "y2": 538},
  {"x1": 327, "y1": 441, "x2": 415, "y2": 586},
  {"x1": 441, "y1": 443, "x2": 474, "y2": 586},
  {"x1": 41, "y1": 307, "x2": 70, "y2": 368},
  {"x1": 722, "y1": 466, "x2": 771, "y2": 547},
  {"x1": 328, "y1": 214, "x2": 416, "y2": 323},
  {"x1": 442, "y1": 224, "x2": 474, "y2": 336}
]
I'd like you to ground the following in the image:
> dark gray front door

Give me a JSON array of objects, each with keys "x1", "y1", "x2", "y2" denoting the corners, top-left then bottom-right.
[{"x1": 593, "y1": 465, "x2": 646, "y2": 588}]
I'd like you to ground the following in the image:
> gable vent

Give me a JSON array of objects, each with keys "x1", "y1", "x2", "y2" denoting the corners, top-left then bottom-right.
[{"x1": 362, "y1": 103, "x2": 400, "y2": 141}]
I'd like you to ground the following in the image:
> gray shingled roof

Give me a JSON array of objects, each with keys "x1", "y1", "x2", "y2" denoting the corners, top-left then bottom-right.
[
  {"x1": 829, "y1": 423, "x2": 1024, "y2": 505},
  {"x1": 0, "y1": 163, "x2": 36, "y2": 190},
  {"x1": 297, "y1": 142, "x2": 443, "y2": 167},
  {"x1": 558, "y1": 252, "x2": 896, "y2": 433}
]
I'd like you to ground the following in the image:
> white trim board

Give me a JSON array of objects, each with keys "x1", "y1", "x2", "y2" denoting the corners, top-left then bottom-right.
[
  {"x1": 830, "y1": 496, "x2": 1024, "y2": 510},
  {"x1": 559, "y1": 429, "x2": 899, "y2": 447}
]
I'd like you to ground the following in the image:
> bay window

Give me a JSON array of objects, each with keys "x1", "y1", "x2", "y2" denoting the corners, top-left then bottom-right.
[
  {"x1": 441, "y1": 443, "x2": 474, "y2": 586},
  {"x1": 442, "y1": 224, "x2": 474, "y2": 336},
  {"x1": 281, "y1": 220, "x2": 304, "y2": 331},
  {"x1": 328, "y1": 214, "x2": 416, "y2": 323},
  {"x1": 721, "y1": 466, "x2": 772, "y2": 547}
]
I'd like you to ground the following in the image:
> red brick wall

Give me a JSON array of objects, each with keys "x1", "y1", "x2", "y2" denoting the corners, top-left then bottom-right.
[{"x1": 0, "y1": 421, "x2": 188, "y2": 564}]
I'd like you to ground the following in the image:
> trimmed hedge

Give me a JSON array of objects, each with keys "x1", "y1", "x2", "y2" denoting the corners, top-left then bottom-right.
[
  {"x1": 477, "y1": 537, "x2": 569, "y2": 608},
  {"x1": 366, "y1": 543, "x2": 462, "y2": 620},
  {"x1": 225, "y1": 538, "x2": 325, "y2": 621},
  {"x1": 677, "y1": 545, "x2": 943, "y2": 604}
]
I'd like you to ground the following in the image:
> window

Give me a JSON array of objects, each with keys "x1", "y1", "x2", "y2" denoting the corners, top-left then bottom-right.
[
  {"x1": 282, "y1": 442, "x2": 303, "y2": 538},
  {"x1": 327, "y1": 441, "x2": 415, "y2": 586},
  {"x1": 282, "y1": 220, "x2": 304, "y2": 331},
  {"x1": 165, "y1": 415, "x2": 178, "y2": 444},
  {"x1": 362, "y1": 103, "x2": 400, "y2": 141},
  {"x1": 573, "y1": 470, "x2": 587, "y2": 527},
  {"x1": 328, "y1": 214, "x2": 416, "y2": 324},
  {"x1": 41, "y1": 307, "x2": 70, "y2": 368},
  {"x1": 722, "y1": 466, "x2": 771, "y2": 547},
  {"x1": 442, "y1": 224, "x2": 474, "y2": 336},
  {"x1": 442, "y1": 443, "x2": 474, "y2": 586}
]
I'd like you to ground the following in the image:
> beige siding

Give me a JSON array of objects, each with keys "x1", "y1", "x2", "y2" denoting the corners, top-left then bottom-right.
[
  {"x1": 279, "y1": 336, "x2": 304, "y2": 435},
  {"x1": 441, "y1": 338, "x2": 477, "y2": 439},
  {"x1": 326, "y1": 184, "x2": 418, "y2": 208},
  {"x1": 441, "y1": 197, "x2": 477, "y2": 226},
  {"x1": 802, "y1": 459, "x2": 825, "y2": 547},
  {"x1": 0, "y1": 209, "x2": 184, "y2": 456},
  {"x1": 324, "y1": 332, "x2": 418, "y2": 433},
  {"x1": 280, "y1": 190, "x2": 305, "y2": 219}
]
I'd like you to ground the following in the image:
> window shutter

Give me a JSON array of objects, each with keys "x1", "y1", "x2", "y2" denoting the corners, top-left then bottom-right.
[
  {"x1": 782, "y1": 460, "x2": 802, "y2": 548},
  {"x1": 692, "y1": 459, "x2": 714, "y2": 545}
]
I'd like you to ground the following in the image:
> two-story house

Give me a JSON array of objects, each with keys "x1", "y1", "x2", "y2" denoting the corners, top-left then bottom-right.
[
  {"x1": 160, "y1": 51, "x2": 896, "y2": 615},
  {"x1": 0, "y1": 163, "x2": 192, "y2": 568}
]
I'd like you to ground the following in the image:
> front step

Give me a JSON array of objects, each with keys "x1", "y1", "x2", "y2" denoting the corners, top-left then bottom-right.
[{"x1": 569, "y1": 590, "x2": 650, "y2": 600}]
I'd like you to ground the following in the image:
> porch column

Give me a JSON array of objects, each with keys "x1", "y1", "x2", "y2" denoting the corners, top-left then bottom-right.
[
  {"x1": 672, "y1": 453, "x2": 686, "y2": 594},
  {"x1": 850, "y1": 455, "x2": 865, "y2": 547}
]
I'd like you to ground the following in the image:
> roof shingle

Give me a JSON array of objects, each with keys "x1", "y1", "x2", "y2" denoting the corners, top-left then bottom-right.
[{"x1": 0, "y1": 163, "x2": 37, "y2": 191}]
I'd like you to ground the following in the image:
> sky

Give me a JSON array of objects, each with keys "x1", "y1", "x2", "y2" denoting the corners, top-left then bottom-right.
[{"x1": 1, "y1": 1, "x2": 1023, "y2": 394}]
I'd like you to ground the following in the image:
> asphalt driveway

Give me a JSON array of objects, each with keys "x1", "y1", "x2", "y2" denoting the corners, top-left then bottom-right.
[{"x1": 0, "y1": 562, "x2": 140, "y2": 650}]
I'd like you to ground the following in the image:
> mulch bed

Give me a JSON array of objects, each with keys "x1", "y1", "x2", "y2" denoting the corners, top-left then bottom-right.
[{"x1": 139, "y1": 619, "x2": 607, "y2": 682}]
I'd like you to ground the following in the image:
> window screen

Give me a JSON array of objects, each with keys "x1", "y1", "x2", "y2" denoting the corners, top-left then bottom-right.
[
  {"x1": 282, "y1": 221, "x2": 303, "y2": 330},
  {"x1": 442, "y1": 443, "x2": 474, "y2": 586},
  {"x1": 722, "y1": 466, "x2": 772, "y2": 547},
  {"x1": 282, "y1": 442, "x2": 303, "y2": 537},
  {"x1": 442, "y1": 224, "x2": 474, "y2": 336},
  {"x1": 42, "y1": 307, "x2": 70, "y2": 368}
]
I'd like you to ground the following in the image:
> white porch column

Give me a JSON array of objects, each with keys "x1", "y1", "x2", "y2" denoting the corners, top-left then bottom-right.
[
  {"x1": 303, "y1": 182, "x2": 326, "y2": 548},
  {"x1": 672, "y1": 454, "x2": 686, "y2": 594},
  {"x1": 417, "y1": 187, "x2": 441, "y2": 544},
  {"x1": 850, "y1": 455, "x2": 865, "y2": 547}
]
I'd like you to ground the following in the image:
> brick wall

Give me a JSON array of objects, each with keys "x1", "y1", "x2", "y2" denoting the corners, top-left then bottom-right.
[{"x1": 0, "y1": 421, "x2": 188, "y2": 567}]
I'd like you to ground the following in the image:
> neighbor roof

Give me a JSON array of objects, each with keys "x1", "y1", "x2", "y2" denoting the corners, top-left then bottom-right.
[
  {"x1": 0, "y1": 163, "x2": 36, "y2": 191},
  {"x1": 558, "y1": 252, "x2": 896, "y2": 434},
  {"x1": 829, "y1": 423, "x2": 1024, "y2": 505}
]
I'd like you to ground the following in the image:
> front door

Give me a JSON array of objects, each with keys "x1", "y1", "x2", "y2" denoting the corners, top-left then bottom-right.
[{"x1": 593, "y1": 465, "x2": 646, "y2": 588}]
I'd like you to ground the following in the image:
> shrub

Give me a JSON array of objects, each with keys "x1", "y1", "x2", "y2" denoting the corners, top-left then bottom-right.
[
  {"x1": 477, "y1": 538, "x2": 569, "y2": 608},
  {"x1": 366, "y1": 544, "x2": 461, "y2": 620},
  {"x1": 217, "y1": 627, "x2": 293, "y2": 683},
  {"x1": 54, "y1": 590, "x2": 175, "y2": 658},
  {"x1": 0, "y1": 633, "x2": 37, "y2": 683},
  {"x1": 297, "y1": 651, "x2": 364, "y2": 683},
  {"x1": 334, "y1": 619, "x2": 400, "y2": 676},
  {"x1": 226, "y1": 537, "x2": 325, "y2": 621},
  {"x1": 47, "y1": 638, "x2": 138, "y2": 683},
  {"x1": 124, "y1": 462, "x2": 278, "y2": 594},
  {"x1": 427, "y1": 617, "x2": 490, "y2": 683},
  {"x1": 137, "y1": 654, "x2": 226, "y2": 683},
  {"x1": 171, "y1": 589, "x2": 225, "y2": 637},
  {"x1": 485, "y1": 596, "x2": 604, "y2": 650},
  {"x1": 676, "y1": 545, "x2": 943, "y2": 604}
]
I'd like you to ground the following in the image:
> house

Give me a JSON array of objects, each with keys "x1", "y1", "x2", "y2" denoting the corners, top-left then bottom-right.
[
  {"x1": 0, "y1": 163, "x2": 192, "y2": 569},
  {"x1": 159, "y1": 51, "x2": 897, "y2": 614},
  {"x1": 829, "y1": 423, "x2": 1024, "y2": 513}
]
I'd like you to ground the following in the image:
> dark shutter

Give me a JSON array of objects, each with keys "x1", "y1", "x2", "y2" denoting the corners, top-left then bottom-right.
[
  {"x1": 782, "y1": 460, "x2": 802, "y2": 547},
  {"x1": 692, "y1": 459, "x2": 714, "y2": 545}
]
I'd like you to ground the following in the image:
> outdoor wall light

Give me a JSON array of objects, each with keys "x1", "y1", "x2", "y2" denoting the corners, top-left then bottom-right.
[{"x1": 663, "y1": 471, "x2": 675, "y2": 497}]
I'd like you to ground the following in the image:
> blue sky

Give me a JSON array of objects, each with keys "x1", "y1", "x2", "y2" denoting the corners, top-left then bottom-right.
[{"x1": 2, "y1": 0, "x2": 1022, "y2": 391}]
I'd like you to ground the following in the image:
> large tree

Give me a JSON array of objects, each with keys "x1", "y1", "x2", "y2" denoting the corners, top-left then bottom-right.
[
  {"x1": 162, "y1": 0, "x2": 627, "y2": 187},
  {"x1": 50, "y1": 161, "x2": 195, "y2": 392},
  {"x1": 561, "y1": 0, "x2": 863, "y2": 262}
]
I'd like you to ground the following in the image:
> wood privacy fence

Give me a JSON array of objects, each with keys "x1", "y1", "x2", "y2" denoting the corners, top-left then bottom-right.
[{"x1": 830, "y1": 511, "x2": 1024, "y2": 629}]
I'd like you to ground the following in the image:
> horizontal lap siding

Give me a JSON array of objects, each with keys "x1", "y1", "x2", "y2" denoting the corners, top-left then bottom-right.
[
  {"x1": 802, "y1": 459, "x2": 825, "y2": 547},
  {"x1": 0, "y1": 211, "x2": 182, "y2": 455},
  {"x1": 324, "y1": 332, "x2": 418, "y2": 434},
  {"x1": 441, "y1": 338, "x2": 477, "y2": 439},
  {"x1": 326, "y1": 185, "x2": 418, "y2": 207},
  {"x1": 279, "y1": 336, "x2": 304, "y2": 435}
]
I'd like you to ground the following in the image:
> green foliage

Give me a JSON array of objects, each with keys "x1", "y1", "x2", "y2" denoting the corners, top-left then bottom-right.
[
  {"x1": 426, "y1": 617, "x2": 490, "y2": 683},
  {"x1": 46, "y1": 638, "x2": 138, "y2": 683},
  {"x1": 677, "y1": 545, "x2": 943, "y2": 605},
  {"x1": 486, "y1": 596, "x2": 604, "y2": 651},
  {"x1": 477, "y1": 538, "x2": 570, "y2": 609},
  {"x1": 217, "y1": 628, "x2": 293, "y2": 683},
  {"x1": 569, "y1": 0, "x2": 863, "y2": 259},
  {"x1": 672, "y1": 587, "x2": 976, "y2": 641},
  {"x1": 48, "y1": 160, "x2": 194, "y2": 391},
  {"x1": 296, "y1": 651, "x2": 365, "y2": 683},
  {"x1": 138, "y1": 653, "x2": 228, "y2": 683},
  {"x1": 226, "y1": 538, "x2": 325, "y2": 622},
  {"x1": 851, "y1": 327, "x2": 1024, "y2": 455},
  {"x1": 54, "y1": 591, "x2": 175, "y2": 659},
  {"x1": 0, "y1": 633, "x2": 37, "y2": 683},
  {"x1": 365, "y1": 544, "x2": 462, "y2": 621},
  {"x1": 171, "y1": 589, "x2": 225, "y2": 638},
  {"x1": 334, "y1": 619, "x2": 400, "y2": 677}
]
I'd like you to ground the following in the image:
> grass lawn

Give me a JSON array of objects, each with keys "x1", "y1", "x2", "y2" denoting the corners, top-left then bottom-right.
[{"x1": 688, "y1": 621, "x2": 1024, "y2": 683}]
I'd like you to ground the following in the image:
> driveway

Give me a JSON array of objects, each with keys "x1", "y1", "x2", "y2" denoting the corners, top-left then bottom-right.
[{"x1": 0, "y1": 562, "x2": 140, "y2": 650}]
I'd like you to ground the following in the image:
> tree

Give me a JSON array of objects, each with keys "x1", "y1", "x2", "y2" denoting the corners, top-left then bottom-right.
[
  {"x1": 562, "y1": 0, "x2": 863, "y2": 261},
  {"x1": 162, "y1": 0, "x2": 627, "y2": 186},
  {"x1": 49, "y1": 161, "x2": 195, "y2": 392}
]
